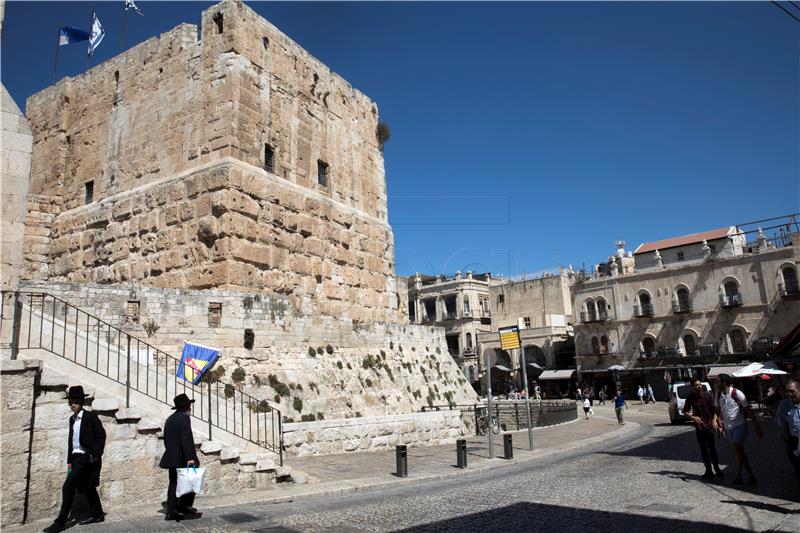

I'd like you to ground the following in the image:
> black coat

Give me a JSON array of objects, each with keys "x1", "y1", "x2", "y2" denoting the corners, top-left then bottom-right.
[
  {"x1": 159, "y1": 410, "x2": 199, "y2": 468},
  {"x1": 68, "y1": 408, "x2": 106, "y2": 487},
  {"x1": 68, "y1": 409, "x2": 106, "y2": 460}
]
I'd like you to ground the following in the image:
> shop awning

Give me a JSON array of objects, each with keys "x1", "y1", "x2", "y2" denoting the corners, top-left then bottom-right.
[
  {"x1": 493, "y1": 364, "x2": 512, "y2": 372},
  {"x1": 707, "y1": 364, "x2": 750, "y2": 378},
  {"x1": 538, "y1": 369, "x2": 576, "y2": 380}
]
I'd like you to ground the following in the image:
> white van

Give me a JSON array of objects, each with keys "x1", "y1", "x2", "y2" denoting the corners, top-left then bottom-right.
[{"x1": 668, "y1": 381, "x2": 711, "y2": 424}]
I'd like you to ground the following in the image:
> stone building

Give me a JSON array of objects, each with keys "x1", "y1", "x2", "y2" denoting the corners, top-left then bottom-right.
[
  {"x1": 572, "y1": 217, "x2": 800, "y2": 399},
  {"x1": 476, "y1": 273, "x2": 576, "y2": 395},
  {"x1": 407, "y1": 272, "x2": 495, "y2": 384}
]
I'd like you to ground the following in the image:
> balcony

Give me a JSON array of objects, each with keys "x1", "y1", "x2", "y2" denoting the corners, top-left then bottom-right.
[
  {"x1": 482, "y1": 309, "x2": 491, "y2": 317},
  {"x1": 639, "y1": 350, "x2": 657, "y2": 358},
  {"x1": 720, "y1": 293, "x2": 743, "y2": 308},
  {"x1": 444, "y1": 311, "x2": 457, "y2": 320},
  {"x1": 462, "y1": 309, "x2": 473, "y2": 318},
  {"x1": 633, "y1": 303, "x2": 654, "y2": 318},
  {"x1": 672, "y1": 301, "x2": 692, "y2": 314},
  {"x1": 779, "y1": 283, "x2": 800, "y2": 299},
  {"x1": 580, "y1": 310, "x2": 609, "y2": 323},
  {"x1": 463, "y1": 346, "x2": 474, "y2": 354}
]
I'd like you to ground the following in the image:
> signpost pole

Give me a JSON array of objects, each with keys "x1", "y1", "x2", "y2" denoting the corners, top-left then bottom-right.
[
  {"x1": 485, "y1": 351, "x2": 494, "y2": 458},
  {"x1": 520, "y1": 346, "x2": 534, "y2": 451}
]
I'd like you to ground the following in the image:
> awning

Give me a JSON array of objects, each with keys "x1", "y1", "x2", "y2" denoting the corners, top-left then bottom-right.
[
  {"x1": 707, "y1": 364, "x2": 750, "y2": 377},
  {"x1": 538, "y1": 369, "x2": 576, "y2": 380},
  {"x1": 493, "y1": 364, "x2": 512, "y2": 372},
  {"x1": 527, "y1": 362, "x2": 543, "y2": 370},
  {"x1": 771, "y1": 322, "x2": 800, "y2": 358}
]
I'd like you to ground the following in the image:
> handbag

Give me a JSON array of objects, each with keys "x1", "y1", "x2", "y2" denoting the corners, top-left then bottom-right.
[{"x1": 176, "y1": 465, "x2": 206, "y2": 497}]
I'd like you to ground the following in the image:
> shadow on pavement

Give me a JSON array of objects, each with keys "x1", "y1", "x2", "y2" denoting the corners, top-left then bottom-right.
[
  {"x1": 390, "y1": 501, "x2": 750, "y2": 532},
  {"x1": 720, "y1": 500, "x2": 800, "y2": 515}
]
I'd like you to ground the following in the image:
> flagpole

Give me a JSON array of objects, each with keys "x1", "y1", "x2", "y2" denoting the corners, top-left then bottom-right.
[
  {"x1": 52, "y1": 21, "x2": 62, "y2": 84},
  {"x1": 87, "y1": 7, "x2": 95, "y2": 69}
]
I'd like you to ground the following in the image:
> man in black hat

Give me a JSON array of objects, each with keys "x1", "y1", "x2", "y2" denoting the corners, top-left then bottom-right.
[
  {"x1": 160, "y1": 393, "x2": 200, "y2": 521},
  {"x1": 44, "y1": 386, "x2": 106, "y2": 533}
]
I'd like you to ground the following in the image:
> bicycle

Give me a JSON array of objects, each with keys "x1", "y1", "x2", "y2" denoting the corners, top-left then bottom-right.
[{"x1": 475, "y1": 407, "x2": 501, "y2": 436}]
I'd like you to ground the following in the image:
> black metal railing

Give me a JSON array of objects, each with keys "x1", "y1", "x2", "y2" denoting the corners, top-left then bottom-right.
[
  {"x1": 779, "y1": 283, "x2": 800, "y2": 298},
  {"x1": 633, "y1": 303, "x2": 654, "y2": 317},
  {"x1": 672, "y1": 301, "x2": 692, "y2": 314},
  {"x1": 720, "y1": 293, "x2": 743, "y2": 308},
  {"x1": 4, "y1": 291, "x2": 283, "y2": 463}
]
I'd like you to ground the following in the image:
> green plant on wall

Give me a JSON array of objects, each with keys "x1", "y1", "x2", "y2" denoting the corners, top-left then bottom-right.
[
  {"x1": 308, "y1": 347, "x2": 317, "y2": 358},
  {"x1": 293, "y1": 397, "x2": 303, "y2": 412},
  {"x1": 326, "y1": 345, "x2": 334, "y2": 354},
  {"x1": 231, "y1": 367, "x2": 246, "y2": 384}
]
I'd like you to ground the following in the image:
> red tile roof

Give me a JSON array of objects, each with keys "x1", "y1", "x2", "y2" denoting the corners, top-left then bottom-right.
[{"x1": 634, "y1": 226, "x2": 734, "y2": 255}]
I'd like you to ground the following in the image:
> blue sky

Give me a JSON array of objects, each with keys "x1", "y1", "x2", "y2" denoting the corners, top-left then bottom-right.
[{"x1": 2, "y1": 1, "x2": 798, "y2": 278}]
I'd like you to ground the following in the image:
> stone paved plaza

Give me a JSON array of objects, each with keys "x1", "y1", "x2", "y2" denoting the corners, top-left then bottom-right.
[{"x1": 10, "y1": 403, "x2": 800, "y2": 532}]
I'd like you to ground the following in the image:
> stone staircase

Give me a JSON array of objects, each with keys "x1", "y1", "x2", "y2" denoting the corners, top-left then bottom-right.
[{"x1": 19, "y1": 362, "x2": 305, "y2": 524}]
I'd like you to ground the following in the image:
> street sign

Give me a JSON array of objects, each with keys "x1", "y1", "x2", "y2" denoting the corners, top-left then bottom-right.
[{"x1": 498, "y1": 326, "x2": 521, "y2": 351}]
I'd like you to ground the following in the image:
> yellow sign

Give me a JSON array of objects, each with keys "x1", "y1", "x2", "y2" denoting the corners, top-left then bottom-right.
[{"x1": 499, "y1": 326, "x2": 520, "y2": 350}]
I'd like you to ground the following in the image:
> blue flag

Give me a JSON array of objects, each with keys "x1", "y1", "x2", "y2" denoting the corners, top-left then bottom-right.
[
  {"x1": 176, "y1": 342, "x2": 221, "y2": 384},
  {"x1": 88, "y1": 11, "x2": 105, "y2": 57},
  {"x1": 59, "y1": 26, "x2": 90, "y2": 46}
]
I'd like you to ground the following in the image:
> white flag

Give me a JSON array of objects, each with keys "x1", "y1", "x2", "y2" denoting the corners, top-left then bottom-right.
[
  {"x1": 88, "y1": 12, "x2": 105, "y2": 57},
  {"x1": 124, "y1": 0, "x2": 144, "y2": 16}
]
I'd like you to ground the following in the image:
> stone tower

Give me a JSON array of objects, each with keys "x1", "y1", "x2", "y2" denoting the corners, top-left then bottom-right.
[{"x1": 22, "y1": 0, "x2": 397, "y2": 322}]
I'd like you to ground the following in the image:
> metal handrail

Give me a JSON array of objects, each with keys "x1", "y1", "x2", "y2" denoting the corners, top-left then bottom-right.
[{"x1": 3, "y1": 290, "x2": 283, "y2": 463}]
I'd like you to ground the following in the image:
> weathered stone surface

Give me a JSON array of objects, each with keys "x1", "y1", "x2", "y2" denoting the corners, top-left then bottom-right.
[
  {"x1": 115, "y1": 408, "x2": 142, "y2": 423},
  {"x1": 137, "y1": 417, "x2": 162, "y2": 433},
  {"x1": 255, "y1": 458, "x2": 277, "y2": 472},
  {"x1": 200, "y1": 440, "x2": 223, "y2": 454},
  {"x1": 220, "y1": 446, "x2": 239, "y2": 462},
  {"x1": 291, "y1": 471, "x2": 309, "y2": 484},
  {"x1": 274, "y1": 465, "x2": 292, "y2": 478},
  {"x1": 90, "y1": 399, "x2": 120, "y2": 413},
  {"x1": 239, "y1": 452, "x2": 258, "y2": 465},
  {"x1": 39, "y1": 370, "x2": 68, "y2": 389}
]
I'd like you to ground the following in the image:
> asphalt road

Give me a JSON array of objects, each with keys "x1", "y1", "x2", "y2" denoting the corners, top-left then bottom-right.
[{"x1": 40, "y1": 405, "x2": 800, "y2": 532}]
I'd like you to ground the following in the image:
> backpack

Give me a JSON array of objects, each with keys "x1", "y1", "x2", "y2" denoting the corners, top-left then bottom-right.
[{"x1": 718, "y1": 386, "x2": 749, "y2": 419}]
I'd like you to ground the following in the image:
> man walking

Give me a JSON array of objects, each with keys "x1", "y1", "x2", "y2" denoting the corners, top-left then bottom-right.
[
  {"x1": 647, "y1": 384, "x2": 656, "y2": 404},
  {"x1": 714, "y1": 374, "x2": 763, "y2": 485},
  {"x1": 614, "y1": 389, "x2": 629, "y2": 425},
  {"x1": 637, "y1": 385, "x2": 645, "y2": 405},
  {"x1": 160, "y1": 393, "x2": 200, "y2": 521},
  {"x1": 774, "y1": 379, "x2": 800, "y2": 483},
  {"x1": 684, "y1": 378, "x2": 724, "y2": 480},
  {"x1": 44, "y1": 386, "x2": 106, "y2": 532}
]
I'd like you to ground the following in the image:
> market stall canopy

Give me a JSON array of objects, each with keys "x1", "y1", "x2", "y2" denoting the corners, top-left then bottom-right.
[
  {"x1": 732, "y1": 362, "x2": 787, "y2": 377},
  {"x1": 538, "y1": 369, "x2": 576, "y2": 380},
  {"x1": 493, "y1": 364, "x2": 513, "y2": 372},
  {"x1": 770, "y1": 322, "x2": 800, "y2": 358},
  {"x1": 707, "y1": 364, "x2": 750, "y2": 377},
  {"x1": 607, "y1": 364, "x2": 626, "y2": 371},
  {"x1": 527, "y1": 362, "x2": 543, "y2": 369}
]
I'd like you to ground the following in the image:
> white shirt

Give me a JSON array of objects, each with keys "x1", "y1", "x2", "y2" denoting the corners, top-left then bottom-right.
[
  {"x1": 715, "y1": 388, "x2": 748, "y2": 430},
  {"x1": 583, "y1": 398, "x2": 591, "y2": 408},
  {"x1": 72, "y1": 410, "x2": 86, "y2": 455}
]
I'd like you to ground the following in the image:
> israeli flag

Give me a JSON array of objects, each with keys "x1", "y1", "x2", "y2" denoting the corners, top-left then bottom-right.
[
  {"x1": 88, "y1": 12, "x2": 105, "y2": 56},
  {"x1": 176, "y1": 342, "x2": 221, "y2": 384},
  {"x1": 59, "y1": 26, "x2": 90, "y2": 46}
]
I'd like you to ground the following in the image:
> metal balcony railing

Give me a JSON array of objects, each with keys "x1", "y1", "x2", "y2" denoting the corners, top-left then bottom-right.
[
  {"x1": 779, "y1": 283, "x2": 800, "y2": 298},
  {"x1": 672, "y1": 301, "x2": 692, "y2": 314},
  {"x1": 445, "y1": 311, "x2": 457, "y2": 320},
  {"x1": 462, "y1": 310, "x2": 472, "y2": 318},
  {"x1": 4, "y1": 291, "x2": 283, "y2": 462},
  {"x1": 720, "y1": 293, "x2": 743, "y2": 308},
  {"x1": 633, "y1": 303, "x2": 654, "y2": 318}
]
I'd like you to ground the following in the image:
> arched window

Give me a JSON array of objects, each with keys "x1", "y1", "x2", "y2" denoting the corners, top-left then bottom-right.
[
  {"x1": 722, "y1": 280, "x2": 742, "y2": 307},
  {"x1": 596, "y1": 298, "x2": 608, "y2": 320},
  {"x1": 729, "y1": 329, "x2": 747, "y2": 353},
  {"x1": 466, "y1": 332, "x2": 473, "y2": 351},
  {"x1": 463, "y1": 296, "x2": 471, "y2": 314},
  {"x1": 683, "y1": 334, "x2": 696, "y2": 356},
  {"x1": 591, "y1": 337, "x2": 600, "y2": 354},
  {"x1": 641, "y1": 337, "x2": 655, "y2": 357},
  {"x1": 782, "y1": 266, "x2": 799, "y2": 295},
  {"x1": 600, "y1": 335, "x2": 609, "y2": 354},
  {"x1": 585, "y1": 299, "x2": 597, "y2": 322},
  {"x1": 724, "y1": 280, "x2": 739, "y2": 298},
  {"x1": 636, "y1": 292, "x2": 653, "y2": 317},
  {"x1": 675, "y1": 287, "x2": 691, "y2": 313}
]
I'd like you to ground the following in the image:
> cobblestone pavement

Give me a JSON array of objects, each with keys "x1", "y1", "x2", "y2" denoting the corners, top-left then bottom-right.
[{"x1": 16, "y1": 403, "x2": 800, "y2": 532}]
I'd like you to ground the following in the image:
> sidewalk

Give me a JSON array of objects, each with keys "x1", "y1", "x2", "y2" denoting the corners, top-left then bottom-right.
[{"x1": 12, "y1": 405, "x2": 637, "y2": 531}]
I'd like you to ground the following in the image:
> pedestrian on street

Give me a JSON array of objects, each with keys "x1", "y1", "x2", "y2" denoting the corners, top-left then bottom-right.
[
  {"x1": 684, "y1": 378, "x2": 724, "y2": 481},
  {"x1": 583, "y1": 397, "x2": 591, "y2": 420},
  {"x1": 713, "y1": 374, "x2": 763, "y2": 485},
  {"x1": 614, "y1": 389, "x2": 629, "y2": 425},
  {"x1": 160, "y1": 393, "x2": 201, "y2": 521},
  {"x1": 637, "y1": 385, "x2": 644, "y2": 405},
  {"x1": 647, "y1": 384, "x2": 656, "y2": 404},
  {"x1": 534, "y1": 383, "x2": 541, "y2": 400},
  {"x1": 44, "y1": 386, "x2": 107, "y2": 533},
  {"x1": 773, "y1": 379, "x2": 800, "y2": 483}
]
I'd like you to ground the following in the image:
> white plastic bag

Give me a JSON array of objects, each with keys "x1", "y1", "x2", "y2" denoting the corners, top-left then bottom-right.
[{"x1": 176, "y1": 466, "x2": 205, "y2": 497}]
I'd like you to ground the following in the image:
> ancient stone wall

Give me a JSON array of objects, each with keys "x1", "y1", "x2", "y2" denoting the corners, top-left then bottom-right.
[
  {"x1": 19, "y1": 281, "x2": 479, "y2": 422},
  {"x1": 1, "y1": 86, "x2": 32, "y2": 291},
  {"x1": 0, "y1": 359, "x2": 39, "y2": 526}
]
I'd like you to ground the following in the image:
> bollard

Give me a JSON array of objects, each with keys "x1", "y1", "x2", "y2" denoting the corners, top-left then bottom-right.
[
  {"x1": 456, "y1": 439, "x2": 467, "y2": 469},
  {"x1": 396, "y1": 444, "x2": 408, "y2": 477},
  {"x1": 503, "y1": 433, "x2": 513, "y2": 460}
]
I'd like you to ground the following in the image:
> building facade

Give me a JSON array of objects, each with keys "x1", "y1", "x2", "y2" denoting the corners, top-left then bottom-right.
[
  {"x1": 407, "y1": 272, "x2": 494, "y2": 384},
  {"x1": 572, "y1": 219, "x2": 800, "y2": 399}
]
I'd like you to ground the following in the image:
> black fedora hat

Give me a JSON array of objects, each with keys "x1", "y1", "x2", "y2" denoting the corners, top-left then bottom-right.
[
  {"x1": 67, "y1": 385, "x2": 88, "y2": 401},
  {"x1": 172, "y1": 393, "x2": 195, "y2": 410}
]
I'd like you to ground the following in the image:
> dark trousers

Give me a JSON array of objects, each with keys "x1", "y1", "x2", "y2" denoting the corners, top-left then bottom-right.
[
  {"x1": 166, "y1": 468, "x2": 196, "y2": 515},
  {"x1": 56, "y1": 453, "x2": 103, "y2": 523},
  {"x1": 696, "y1": 428, "x2": 720, "y2": 472},
  {"x1": 786, "y1": 436, "x2": 800, "y2": 480}
]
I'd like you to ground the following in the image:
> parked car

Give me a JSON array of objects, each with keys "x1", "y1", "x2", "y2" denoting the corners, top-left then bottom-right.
[{"x1": 668, "y1": 381, "x2": 711, "y2": 424}]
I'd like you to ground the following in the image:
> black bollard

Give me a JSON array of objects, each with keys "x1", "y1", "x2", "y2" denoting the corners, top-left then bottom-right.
[
  {"x1": 396, "y1": 444, "x2": 408, "y2": 477},
  {"x1": 456, "y1": 439, "x2": 467, "y2": 469},
  {"x1": 503, "y1": 433, "x2": 513, "y2": 460}
]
